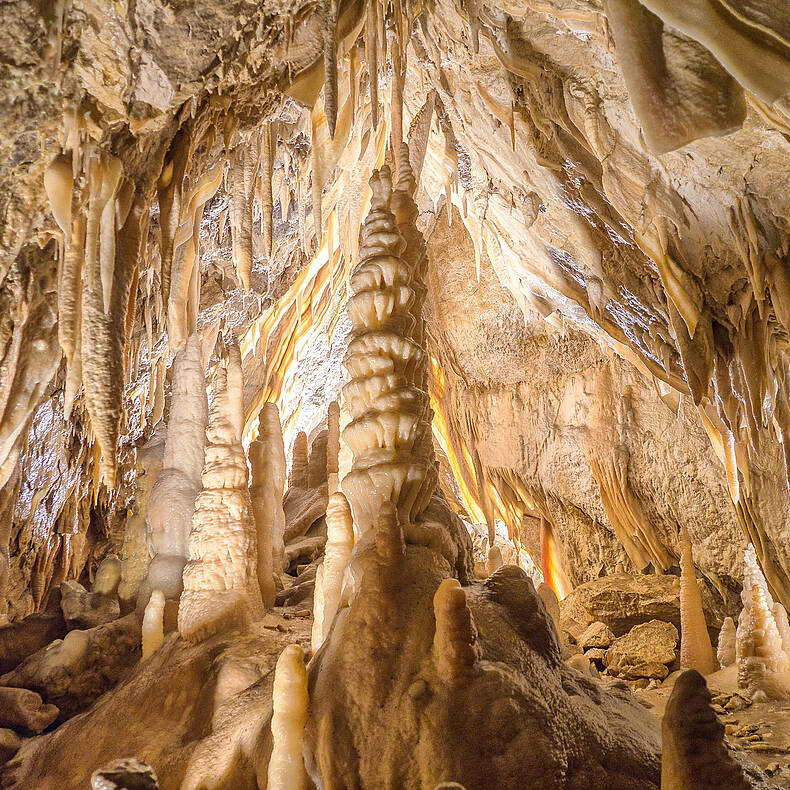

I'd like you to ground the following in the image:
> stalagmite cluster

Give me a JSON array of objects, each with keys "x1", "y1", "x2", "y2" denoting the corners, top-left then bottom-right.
[{"x1": 178, "y1": 342, "x2": 264, "y2": 641}]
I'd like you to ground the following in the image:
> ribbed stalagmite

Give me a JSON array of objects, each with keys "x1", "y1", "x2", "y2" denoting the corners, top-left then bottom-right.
[
  {"x1": 249, "y1": 402, "x2": 287, "y2": 608},
  {"x1": 178, "y1": 341, "x2": 264, "y2": 641},
  {"x1": 140, "y1": 334, "x2": 208, "y2": 607},
  {"x1": 661, "y1": 670, "x2": 749, "y2": 790},
  {"x1": 678, "y1": 526, "x2": 716, "y2": 674},
  {"x1": 340, "y1": 163, "x2": 436, "y2": 532}
]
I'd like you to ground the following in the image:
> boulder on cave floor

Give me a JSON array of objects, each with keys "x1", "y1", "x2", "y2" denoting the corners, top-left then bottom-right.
[
  {"x1": 60, "y1": 580, "x2": 121, "y2": 630},
  {"x1": 576, "y1": 620, "x2": 614, "y2": 649},
  {"x1": 0, "y1": 686, "x2": 58, "y2": 733},
  {"x1": 560, "y1": 572, "x2": 724, "y2": 641},
  {"x1": 604, "y1": 620, "x2": 679, "y2": 680}
]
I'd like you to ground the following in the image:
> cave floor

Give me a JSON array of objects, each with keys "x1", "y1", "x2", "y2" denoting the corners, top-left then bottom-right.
[{"x1": 637, "y1": 667, "x2": 790, "y2": 786}]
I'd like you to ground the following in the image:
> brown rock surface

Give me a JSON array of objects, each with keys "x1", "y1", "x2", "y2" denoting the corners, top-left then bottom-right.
[
  {"x1": 560, "y1": 573, "x2": 723, "y2": 640},
  {"x1": 605, "y1": 620, "x2": 679, "y2": 680},
  {"x1": 0, "y1": 686, "x2": 57, "y2": 733},
  {"x1": 577, "y1": 621, "x2": 615, "y2": 650}
]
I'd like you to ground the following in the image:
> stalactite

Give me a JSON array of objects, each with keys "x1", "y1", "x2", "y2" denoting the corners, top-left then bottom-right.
[
  {"x1": 141, "y1": 590, "x2": 165, "y2": 660},
  {"x1": 365, "y1": 1, "x2": 379, "y2": 130},
  {"x1": 59, "y1": 212, "x2": 85, "y2": 364},
  {"x1": 81, "y1": 174, "x2": 144, "y2": 488},
  {"x1": 312, "y1": 492, "x2": 354, "y2": 651},
  {"x1": 327, "y1": 399, "x2": 340, "y2": 493},
  {"x1": 44, "y1": 152, "x2": 73, "y2": 235},
  {"x1": 432, "y1": 578, "x2": 479, "y2": 684},
  {"x1": 157, "y1": 131, "x2": 190, "y2": 314},
  {"x1": 661, "y1": 670, "x2": 749, "y2": 790},
  {"x1": 179, "y1": 341, "x2": 264, "y2": 641},
  {"x1": 407, "y1": 91, "x2": 435, "y2": 183},
  {"x1": 717, "y1": 616, "x2": 736, "y2": 668},
  {"x1": 261, "y1": 124, "x2": 274, "y2": 260},
  {"x1": 141, "y1": 334, "x2": 207, "y2": 606},
  {"x1": 267, "y1": 644, "x2": 309, "y2": 790},
  {"x1": 168, "y1": 162, "x2": 223, "y2": 350},
  {"x1": 341, "y1": 163, "x2": 436, "y2": 532},
  {"x1": 390, "y1": 30, "x2": 404, "y2": 182},
  {"x1": 249, "y1": 402, "x2": 287, "y2": 608},
  {"x1": 323, "y1": 0, "x2": 338, "y2": 139},
  {"x1": 678, "y1": 526, "x2": 716, "y2": 674},
  {"x1": 290, "y1": 431, "x2": 310, "y2": 490},
  {"x1": 229, "y1": 143, "x2": 256, "y2": 291}
]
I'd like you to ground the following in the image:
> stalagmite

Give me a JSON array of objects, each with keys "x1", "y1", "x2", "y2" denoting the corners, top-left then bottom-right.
[
  {"x1": 93, "y1": 555, "x2": 121, "y2": 596},
  {"x1": 119, "y1": 429, "x2": 165, "y2": 605},
  {"x1": 141, "y1": 590, "x2": 165, "y2": 660},
  {"x1": 178, "y1": 342, "x2": 264, "y2": 641},
  {"x1": 661, "y1": 670, "x2": 749, "y2": 790},
  {"x1": 141, "y1": 334, "x2": 207, "y2": 606},
  {"x1": 678, "y1": 526, "x2": 716, "y2": 674},
  {"x1": 717, "y1": 617, "x2": 736, "y2": 668},
  {"x1": 433, "y1": 578, "x2": 479, "y2": 684},
  {"x1": 312, "y1": 492, "x2": 354, "y2": 650},
  {"x1": 323, "y1": 0, "x2": 338, "y2": 139},
  {"x1": 290, "y1": 431, "x2": 309, "y2": 490},
  {"x1": 326, "y1": 399, "x2": 340, "y2": 493},
  {"x1": 340, "y1": 164, "x2": 436, "y2": 532},
  {"x1": 537, "y1": 581, "x2": 561, "y2": 638},
  {"x1": 774, "y1": 602, "x2": 790, "y2": 658},
  {"x1": 487, "y1": 544, "x2": 503, "y2": 575},
  {"x1": 267, "y1": 644, "x2": 309, "y2": 790},
  {"x1": 249, "y1": 402, "x2": 287, "y2": 608},
  {"x1": 736, "y1": 544, "x2": 789, "y2": 689}
]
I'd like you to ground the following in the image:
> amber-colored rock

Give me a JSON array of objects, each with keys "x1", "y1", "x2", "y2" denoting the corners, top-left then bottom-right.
[{"x1": 577, "y1": 621, "x2": 615, "y2": 649}]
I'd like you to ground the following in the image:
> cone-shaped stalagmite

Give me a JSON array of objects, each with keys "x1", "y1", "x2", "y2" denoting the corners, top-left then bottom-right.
[
  {"x1": 340, "y1": 164, "x2": 436, "y2": 532},
  {"x1": 290, "y1": 431, "x2": 309, "y2": 490},
  {"x1": 433, "y1": 578, "x2": 479, "y2": 684},
  {"x1": 678, "y1": 526, "x2": 716, "y2": 674},
  {"x1": 718, "y1": 617, "x2": 736, "y2": 668},
  {"x1": 178, "y1": 342, "x2": 264, "y2": 641},
  {"x1": 661, "y1": 670, "x2": 749, "y2": 790},
  {"x1": 327, "y1": 399, "x2": 340, "y2": 493}
]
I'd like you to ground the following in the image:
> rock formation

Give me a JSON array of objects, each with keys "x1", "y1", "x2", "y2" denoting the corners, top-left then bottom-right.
[
  {"x1": 178, "y1": 342, "x2": 264, "y2": 641},
  {"x1": 139, "y1": 335, "x2": 208, "y2": 609},
  {"x1": 678, "y1": 526, "x2": 716, "y2": 674},
  {"x1": 4, "y1": 0, "x2": 790, "y2": 786},
  {"x1": 661, "y1": 670, "x2": 750, "y2": 790}
]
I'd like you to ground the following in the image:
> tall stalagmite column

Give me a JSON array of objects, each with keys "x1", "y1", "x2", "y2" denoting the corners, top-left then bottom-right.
[
  {"x1": 340, "y1": 163, "x2": 436, "y2": 532},
  {"x1": 178, "y1": 341, "x2": 264, "y2": 641},
  {"x1": 678, "y1": 526, "x2": 716, "y2": 674},
  {"x1": 141, "y1": 334, "x2": 207, "y2": 607},
  {"x1": 249, "y1": 401, "x2": 287, "y2": 608}
]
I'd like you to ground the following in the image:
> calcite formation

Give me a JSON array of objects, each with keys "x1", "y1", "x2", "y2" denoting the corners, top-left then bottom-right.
[
  {"x1": 178, "y1": 342, "x2": 264, "y2": 642},
  {"x1": 140, "y1": 334, "x2": 208, "y2": 607},
  {"x1": 267, "y1": 643, "x2": 309, "y2": 790},
  {"x1": 678, "y1": 526, "x2": 716, "y2": 674},
  {"x1": 4, "y1": 0, "x2": 790, "y2": 786},
  {"x1": 661, "y1": 670, "x2": 749, "y2": 790},
  {"x1": 340, "y1": 164, "x2": 436, "y2": 533}
]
